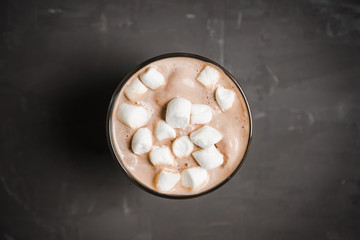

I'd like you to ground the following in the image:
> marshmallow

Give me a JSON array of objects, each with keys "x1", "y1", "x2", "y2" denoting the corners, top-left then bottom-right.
[
  {"x1": 191, "y1": 104, "x2": 212, "y2": 124},
  {"x1": 140, "y1": 67, "x2": 165, "y2": 90},
  {"x1": 131, "y1": 127, "x2": 152, "y2": 154},
  {"x1": 165, "y1": 97, "x2": 192, "y2": 129},
  {"x1": 181, "y1": 167, "x2": 208, "y2": 189},
  {"x1": 117, "y1": 103, "x2": 150, "y2": 129},
  {"x1": 192, "y1": 145, "x2": 224, "y2": 169},
  {"x1": 155, "y1": 169, "x2": 180, "y2": 192},
  {"x1": 196, "y1": 65, "x2": 219, "y2": 88},
  {"x1": 215, "y1": 86, "x2": 235, "y2": 112},
  {"x1": 155, "y1": 120, "x2": 176, "y2": 141},
  {"x1": 172, "y1": 136, "x2": 194, "y2": 158},
  {"x1": 190, "y1": 125, "x2": 223, "y2": 148},
  {"x1": 149, "y1": 146, "x2": 175, "y2": 166},
  {"x1": 124, "y1": 78, "x2": 148, "y2": 102}
]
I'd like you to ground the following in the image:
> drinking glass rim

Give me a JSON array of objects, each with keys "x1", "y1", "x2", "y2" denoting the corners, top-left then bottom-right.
[{"x1": 106, "y1": 52, "x2": 253, "y2": 199}]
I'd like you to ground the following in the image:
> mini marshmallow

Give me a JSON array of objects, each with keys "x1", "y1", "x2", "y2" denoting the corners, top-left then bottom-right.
[
  {"x1": 149, "y1": 146, "x2": 175, "y2": 166},
  {"x1": 117, "y1": 103, "x2": 150, "y2": 129},
  {"x1": 124, "y1": 78, "x2": 148, "y2": 102},
  {"x1": 155, "y1": 169, "x2": 180, "y2": 192},
  {"x1": 165, "y1": 97, "x2": 192, "y2": 129},
  {"x1": 155, "y1": 120, "x2": 176, "y2": 141},
  {"x1": 196, "y1": 65, "x2": 219, "y2": 88},
  {"x1": 191, "y1": 104, "x2": 212, "y2": 124},
  {"x1": 131, "y1": 127, "x2": 152, "y2": 154},
  {"x1": 140, "y1": 67, "x2": 165, "y2": 90},
  {"x1": 172, "y1": 136, "x2": 194, "y2": 158},
  {"x1": 190, "y1": 125, "x2": 223, "y2": 148},
  {"x1": 192, "y1": 145, "x2": 224, "y2": 169},
  {"x1": 181, "y1": 167, "x2": 208, "y2": 189},
  {"x1": 215, "y1": 86, "x2": 236, "y2": 112}
]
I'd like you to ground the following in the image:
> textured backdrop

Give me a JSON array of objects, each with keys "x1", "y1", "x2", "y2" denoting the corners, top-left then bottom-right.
[{"x1": 0, "y1": 0, "x2": 360, "y2": 239}]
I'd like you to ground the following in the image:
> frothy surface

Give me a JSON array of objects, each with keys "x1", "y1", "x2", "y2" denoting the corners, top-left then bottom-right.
[{"x1": 110, "y1": 57, "x2": 250, "y2": 196}]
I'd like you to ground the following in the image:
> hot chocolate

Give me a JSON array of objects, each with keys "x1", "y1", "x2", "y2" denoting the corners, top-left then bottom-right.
[{"x1": 108, "y1": 55, "x2": 251, "y2": 197}]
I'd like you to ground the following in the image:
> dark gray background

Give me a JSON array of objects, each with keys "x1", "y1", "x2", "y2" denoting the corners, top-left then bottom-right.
[{"x1": 1, "y1": 0, "x2": 360, "y2": 239}]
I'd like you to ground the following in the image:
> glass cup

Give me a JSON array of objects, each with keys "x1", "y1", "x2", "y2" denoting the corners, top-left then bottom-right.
[{"x1": 106, "y1": 53, "x2": 253, "y2": 199}]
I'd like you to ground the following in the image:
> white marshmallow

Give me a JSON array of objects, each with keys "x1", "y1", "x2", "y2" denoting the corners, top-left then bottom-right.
[
  {"x1": 165, "y1": 97, "x2": 192, "y2": 129},
  {"x1": 191, "y1": 104, "x2": 212, "y2": 124},
  {"x1": 196, "y1": 65, "x2": 219, "y2": 88},
  {"x1": 215, "y1": 86, "x2": 235, "y2": 112},
  {"x1": 155, "y1": 169, "x2": 180, "y2": 192},
  {"x1": 192, "y1": 145, "x2": 224, "y2": 169},
  {"x1": 124, "y1": 78, "x2": 148, "y2": 102},
  {"x1": 155, "y1": 120, "x2": 176, "y2": 141},
  {"x1": 131, "y1": 127, "x2": 152, "y2": 154},
  {"x1": 117, "y1": 103, "x2": 150, "y2": 129},
  {"x1": 190, "y1": 125, "x2": 223, "y2": 148},
  {"x1": 149, "y1": 146, "x2": 175, "y2": 166},
  {"x1": 172, "y1": 136, "x2": 194, "y2": 158},
  {"x1": 181, "y1": 167, "x2": 208, "y2": 189},
  {"x1": 140, "y1": 67, "x2": 165, "y2": 89}
]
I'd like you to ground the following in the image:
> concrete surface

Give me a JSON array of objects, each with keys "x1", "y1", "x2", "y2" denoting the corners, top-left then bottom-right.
[{"x1": 0, "y1": 0, "x2": 360, "y2": 239}]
